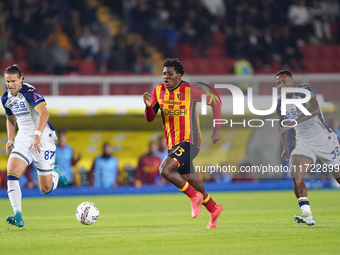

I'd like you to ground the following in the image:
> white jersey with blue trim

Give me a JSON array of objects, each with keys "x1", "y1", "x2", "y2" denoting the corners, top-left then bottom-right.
[
  {"x1": 276, "y1": 84, "x2": 332, "y2": 143},
  {"x1": 1, "y1": 83, "x2": 55, "y2": 139}
]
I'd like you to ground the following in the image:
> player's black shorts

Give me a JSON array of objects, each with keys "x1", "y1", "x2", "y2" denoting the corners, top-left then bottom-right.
[{"x1": 168, "y1": 142, "x2": 200, "y2": 175}]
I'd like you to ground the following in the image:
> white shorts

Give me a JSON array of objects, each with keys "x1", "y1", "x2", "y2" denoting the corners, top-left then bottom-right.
[
  {"x1": 9, "y1": 132, "x2": 57, "y2": 176},
  {"x1": 291, "y1": 132, "x2": 340, "y2": 165}
]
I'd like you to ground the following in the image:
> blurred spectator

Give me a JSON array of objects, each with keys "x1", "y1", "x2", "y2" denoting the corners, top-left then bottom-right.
[
  {"x1": 163, "y1": 21, "x2": 178, "y2": 58},
  {"x1": 130, "y1": 0, "x2": 152, "y2": 38},
  {"x1": 135, "y1": 141, "x2": 163, "y2": 186},
  {"x1": 287, "y1": 0, "x2": 314, "y2": 43},
  {"x1": 107, "y1": 24, "x2": 130, "y2": 71},
  {"x1": 201, "y1": 0, "x2": 226, "y2": 18},
  {"x1": 227, "y1": 25, "x2": 248, "y2": 59},
  {"x1": 155, "y1": 136, "x2": 167, "y2": 162},
  {"x1": 50, "y1": 38, "x2": 72, "y2": 74},
  {"x1": 275, "y1": 26, "x2": 305, "y2": 70},
  {"x1": 26, "y1": 39, "x2": 53, "y2": 73},
  {"x1": 246, "y1": 26, "x2": 273, "y2": 69},
  {"x1": 55, "y1": 129, "x2": 82, "y2": 186},
  {"x1": 126, "y1": 34, "x2": 153, "y2": 73},
  {"x1": 64, "y1": 10, "x2": 82, "y2": 46},
  {"x1": 78, "y1": 26, "x2": 101, "y2": 69},
  {"x1": 78, "y1": 0, "x2": 98, "y2": 29},
  {"x1": 0, "y1": 2, "x2": 8, "y2": 60},
  {"x1": 233, "y1": 53, "x2": 254, "y2": 93},
  {"x1": 89, "y1": 143, "x2": 118, "y2": 188},
  {"x1": 309, "y1": 0, "x2": 332, "y2": 43},
  {"x1": 215, "y1": 162, "x2": 232, "y2": 184},
  {"x1": 46, "y1": 23, "x2": 72, "y2": 52},
  {"x1": 178, "y1": 20, "x2": 197, "y2": 47},
  {"x1": 98, "y1": 23, "x2": 113, "y2": 71},
  {"x1": 124, "y1": 164, "x2": 136, "y2": 184},
  {"x1": 2, "y1": 0, "x2": 340, "y2": 75},
  {"x1": 320, "y1": 0, "x2": 340, "y2": 22}
]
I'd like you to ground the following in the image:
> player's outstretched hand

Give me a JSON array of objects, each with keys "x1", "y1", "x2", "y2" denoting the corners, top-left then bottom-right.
[
  {"x1": 281, "y1": 148, "x2": 289, "y2": 161},
  {"x1": 278, "y1": 125, "x2": 294, "y2": 135},
  {"x1": 30, "y1": 135, "x2": 42, "y2": 154},
  {"x1": 143, "y1": 92, "x2": 152, "y2": 107},
  {"x1": 211, "y1": 130, "x2": 221, "y2": 144},
  {"x1": 6, "y1": 140, "x2": 14, "y2": 156}
]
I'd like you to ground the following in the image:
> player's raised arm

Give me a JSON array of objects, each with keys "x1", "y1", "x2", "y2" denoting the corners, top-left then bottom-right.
[
  {"x1": 6, "y1": 115, "x2": 16, "y2": 156},
  {"x1": 193, "y1": 86, "x2": 222, "y2": 144},
  {"x1": 143, "y1": 92, "x2": 153, "y2": 107},
  {"x1": 144, "y1": 89, "x2": 159, "y2": 122},
  {"x1": 208, "y1": 95, "x2": 222, "y2": 144},
  {"x1": 29, "y1": 103, "x2": 50, "y2": 153}
]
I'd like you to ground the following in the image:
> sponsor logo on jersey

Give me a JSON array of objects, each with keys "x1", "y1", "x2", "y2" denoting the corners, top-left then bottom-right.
[
  {"x1": 160, "y1": 99, "x2": 182, "y2": 105},
  {"x1": 161, "y1": 108, "x2": 187, "y2": 116}
]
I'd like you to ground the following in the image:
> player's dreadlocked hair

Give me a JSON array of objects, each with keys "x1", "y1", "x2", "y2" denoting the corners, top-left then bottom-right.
[
  {"x1": 5, "y1": 64, "x2": 25, "y2": 81},
  {"x1": 163, "y1": 58, "x2": 185, "y2": 76},
  {"x1": 275, "y1": 70, "x2": 292, "y2": 78}
]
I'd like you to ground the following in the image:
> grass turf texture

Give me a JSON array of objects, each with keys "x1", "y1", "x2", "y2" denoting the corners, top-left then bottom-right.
[{"x1": 0, "y1": 190, "x2": 339, "y2": 255}]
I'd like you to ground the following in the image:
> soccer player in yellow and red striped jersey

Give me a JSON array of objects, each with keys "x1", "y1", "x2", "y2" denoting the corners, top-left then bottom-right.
[{"x1": 143, "y1": 58, "x2": 223, "y2": 228}]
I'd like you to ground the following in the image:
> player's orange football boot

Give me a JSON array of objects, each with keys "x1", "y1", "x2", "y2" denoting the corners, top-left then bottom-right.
[
  {"x1": 190, "y1": 192, "x2": 203, "y2": 218},
  {"x1": 207, "y1": 204, "x2": 223, "y2": 228}
]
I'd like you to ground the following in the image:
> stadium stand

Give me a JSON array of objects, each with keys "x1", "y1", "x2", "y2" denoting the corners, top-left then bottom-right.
[{"x1": 1, "y1": 0, "x2": 339, "y2": 79}]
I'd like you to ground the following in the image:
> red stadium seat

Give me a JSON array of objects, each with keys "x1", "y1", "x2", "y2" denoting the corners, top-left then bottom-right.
[
  {"x1": 33, "y1": 83, "x2": 51, "y2": 95},
  {"x1": 0, "y1": 60, "x2": 14, "y2": 72},
  {"x1": 59, "y1": 84, "x2": 81, "y2": 95},
  {"x1": 271, "y1": 60, "x2": 281, "y2": 71},
  {"x1": 208, "y1": 45, "x2": 225, "y2": 58},
  {"x1": 300, "y1": 45, "x2": 319, "y2": 59},
  {"x1": 304, "y1": 59, "x2": 318, "y2": 73},
  {"x1": 212, "y1": 31, "x2": 227, "y2": 47},
  {"x1": 194, "y1": 58, "x2": 211, "y2": 75},
  {"x1": 110, "y1": 84, "x2": 128, "y2": 95},
  {"x1": 334, "y1": 59, "x2": 340, "y2": 73},
  {"x1": 319, "y1": 45, "x2": 335, "y2": 59},
  {"x1": 181, "y1": 59, "x2": 196, "y2": 74},
  {"x1": 14, "y1": 46, "x2": 28, "y2": 60},
  {"x1": 59, "y1": 83, "x2": 102, "y2": 95},
  {"x1": 77, "y1": 59, "x2": 98, "y2": 75},
  {"x1": 334, "y1": 46, "x2": 340, "y2": 58},
  {"x1": 330, "y1": 20, "x2": 339, "y2": 41},
  {"x1": 81, "y1": 84, "x2": 102, "y2": 95},
  {"x1": 318, "y1": 59, "x2": 335, "y2": 73},
  {"x1": 16, "y1": 59, "x2": 29, "y2": 73},
  {"x1": 209, "y1": 58, "x2": 234, "y2": 75},
  {"x1": 178, "y1": 44, "x2": 195, "y2": 59}
]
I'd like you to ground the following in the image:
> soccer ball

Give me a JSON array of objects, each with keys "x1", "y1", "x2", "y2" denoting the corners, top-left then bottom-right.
[{"x1": 75, "y1": 202, "x2": 99, "y2": 225}]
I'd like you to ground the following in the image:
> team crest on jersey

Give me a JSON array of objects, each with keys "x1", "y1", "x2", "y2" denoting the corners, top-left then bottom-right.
[{"x1": 177, "y1": 94, "x2": 182, "y2": 100}]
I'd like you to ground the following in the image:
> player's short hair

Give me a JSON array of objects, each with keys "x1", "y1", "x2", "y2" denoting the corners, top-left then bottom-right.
[
  {"x1": 57, "y1": 129, "x2": 67, "y2": 136},
  {"x1": 275, "y1": 70, "x2": 292, "y2": 78},
  {"x1": 5, "y1": 64, "x2": 24, "y2": 80},
  {"x1": 163, "y1": 58, "x2": 185, "y2": 76}
]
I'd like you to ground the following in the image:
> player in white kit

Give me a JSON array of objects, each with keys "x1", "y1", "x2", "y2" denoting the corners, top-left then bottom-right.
[
  {"x1": 276, "y1": 70, "x2": 340, "y2": 227},
  {"x1": 1, "y1": 65, "x2": 67, "y2": 228}
]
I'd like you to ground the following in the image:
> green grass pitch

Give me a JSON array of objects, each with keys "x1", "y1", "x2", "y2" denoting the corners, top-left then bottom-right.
[{"x1": 0, "y1": 190, "x2": 340, "y2": 255}]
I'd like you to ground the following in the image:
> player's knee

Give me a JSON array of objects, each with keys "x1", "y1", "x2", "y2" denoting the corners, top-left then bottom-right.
[
  {"x1": 40, "y1": 183, "x2": 53, "y2": 194},
  {"x1": 292, "y1": 177, "x2": 304, "y2": 185},
  {"x1": 159, "y1": 165, "x2": 170, "y2": 179}
]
